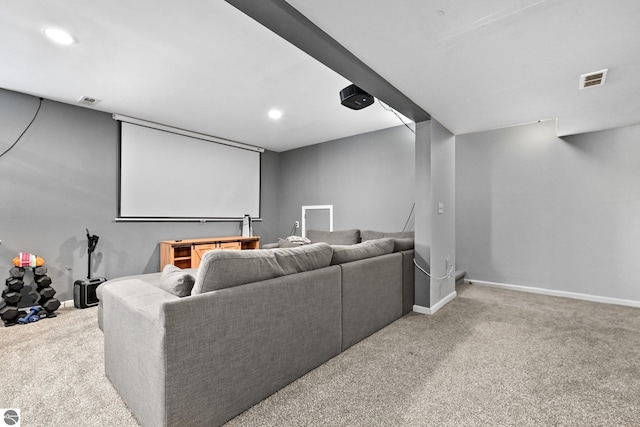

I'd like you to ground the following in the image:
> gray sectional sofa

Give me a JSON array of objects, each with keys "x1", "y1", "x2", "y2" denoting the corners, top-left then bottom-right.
[{"x1": 97, "y1": 229, "x2": 414, "y2": 427}]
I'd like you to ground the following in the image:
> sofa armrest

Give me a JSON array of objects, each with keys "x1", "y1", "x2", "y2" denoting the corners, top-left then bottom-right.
[
  {"x1": 97, "y1": 273, "x2": 164, "y2": 331},
  {"x1": 340, "y1": 252, "x2": 403, "y2": 351},
  {"x1": 101, "y1": 279, "x2": 180, "y2": 427},
  {"x1": 400, "y1": 249, "x2": 415, "y2": 314}
]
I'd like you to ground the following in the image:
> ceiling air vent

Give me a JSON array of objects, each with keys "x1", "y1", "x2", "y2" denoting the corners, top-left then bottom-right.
[
  {"x1": 579, "y1": 69, "x2": 608, "y2": 89},
  {"x1": 77, "y1": 96, "x2": 100, "y2": 106}
]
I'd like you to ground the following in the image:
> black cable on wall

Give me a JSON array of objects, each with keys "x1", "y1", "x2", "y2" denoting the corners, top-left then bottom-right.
[{"x1": 0, "y1": 97, "x2": 43, "y2": 159}]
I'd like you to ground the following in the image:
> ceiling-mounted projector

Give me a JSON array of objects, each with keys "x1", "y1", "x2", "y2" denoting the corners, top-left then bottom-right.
[{"x1": 340, "y1": 84, "x2": 374, "y2": 110}]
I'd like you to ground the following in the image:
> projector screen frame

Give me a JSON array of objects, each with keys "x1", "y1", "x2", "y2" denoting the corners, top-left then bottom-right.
[{"x1": 114, "y1": 114, "x2": 263, "y2": 222}]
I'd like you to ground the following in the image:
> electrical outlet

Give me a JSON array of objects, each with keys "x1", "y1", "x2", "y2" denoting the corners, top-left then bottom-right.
[{"x1": 295, "y1": 221, "x2": 300, "y2": 228}]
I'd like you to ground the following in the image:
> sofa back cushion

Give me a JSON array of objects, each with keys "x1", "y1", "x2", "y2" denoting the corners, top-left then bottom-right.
[
  {"x1": 192, "y1": 249, "x2": 285, "y2": 294},
  {"x1": 272, "y1": 243, "x2": 333, "y2": 275},
  {"x1": 306, "y1": 229, "x2": 360, "y2": 245},
  {"x1": 361, "y1": 230, "x2": 415, "y2": 252},
  {"x1": 360, "y1": 230, "x2": 414, "y2": 240},
  {"x1": 330, "y1": 238, "x2": 395, "y2": 265}
]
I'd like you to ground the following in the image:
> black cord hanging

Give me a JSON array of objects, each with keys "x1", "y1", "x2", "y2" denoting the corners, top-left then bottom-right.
[{"x1": 0, "y1": 97, "x2": 44, "y2": 159}]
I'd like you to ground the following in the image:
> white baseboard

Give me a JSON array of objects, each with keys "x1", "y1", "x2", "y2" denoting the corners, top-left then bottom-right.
[
  {"x1": 468, "y1": 279, "x2": 640, "y2": 308},
  {"x1": 413, "y1": 291, "x2": 457, "y2": 315}
]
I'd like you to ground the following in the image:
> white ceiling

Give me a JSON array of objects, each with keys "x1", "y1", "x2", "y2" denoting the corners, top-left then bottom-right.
[
  {"x1": 0, "y1": 0, "x2": 408, "y2": 152},
  {"x1": 2, "y1": 0, "x2": 640, "y2": 152},
  {"x1": 287, "y1": 0, "x2": 640, "y2": 137}
]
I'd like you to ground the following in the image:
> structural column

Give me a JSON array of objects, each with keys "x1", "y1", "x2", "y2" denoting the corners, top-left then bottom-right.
[
  {"x1": 414, "y1": 121, "x2": 431, "y2": 308},
  {"x1": 414, "y1": 119, "x2": 456, "y2": 314}
]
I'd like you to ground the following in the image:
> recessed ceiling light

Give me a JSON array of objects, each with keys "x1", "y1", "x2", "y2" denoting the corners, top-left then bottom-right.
[
  {"x1": 268, "y1": 109, "x2": 282, "y2": 120},
  {"x1": 42, "y1": 28, "x2": 76, "y2": 45}
]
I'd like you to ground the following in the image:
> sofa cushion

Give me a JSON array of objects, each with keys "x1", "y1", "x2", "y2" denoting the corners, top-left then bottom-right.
[
  {"x1": 361, "y1": 230, "x2": 415, "y2": 252},
  {"x1": 272, "y1": 242, "x2": 333, "y2": 275},
  {"x1": 306, "y1": 229, "x2": 360, "y2": 245},
  {"x1": 261, "y1": 242, "x2": 280, "y2": 249},
  {"x1": 360, "y1": 230, "x2": 415, "y2": 240},
  {"x1": 192, "y1": 249, "x2": 285, "y2": 294},
  {"x1": 330, "y1": 238, "x2": 395, "y2": 265},
  {"x1": 159, "y1": 264, "x2": 196, "y2": 297}
]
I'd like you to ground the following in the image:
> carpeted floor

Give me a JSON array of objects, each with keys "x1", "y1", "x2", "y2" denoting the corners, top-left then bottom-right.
[
  {"x1": 2, "y1": 284, "x2": 640, "y2": 426},
  {"x1": 0, "y1": 305, "x2": 138, "y2": 427}
]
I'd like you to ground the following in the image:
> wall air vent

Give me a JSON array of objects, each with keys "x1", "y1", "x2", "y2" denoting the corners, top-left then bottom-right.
[
  {"x1": 77, "y1": 96, "x2": 100, "y2": 106},
  {"x1": 579, "y1": 69, "x2": 608, "y2": 89}
]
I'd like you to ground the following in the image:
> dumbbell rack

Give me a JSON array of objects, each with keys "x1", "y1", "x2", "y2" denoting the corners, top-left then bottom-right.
[{"x1": 0, "y1": 264, "x2": 61, "y2": 327}]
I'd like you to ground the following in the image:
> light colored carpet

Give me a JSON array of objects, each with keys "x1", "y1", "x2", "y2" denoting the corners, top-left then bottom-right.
[
  {"x1": 0, "y1": 306, "x2": 138, "y2": 427},
  {"x1": 228, "y1": 284, "x2": 640, "y2": 426},
  {"x1": 2, "y1": 284, "x2": 640, "y2": 426}
]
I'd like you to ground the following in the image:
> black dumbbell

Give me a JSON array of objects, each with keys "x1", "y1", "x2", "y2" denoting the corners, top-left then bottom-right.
[
  {"x1": 34, "y1": 275, "x2": 52, "y2": 289},
  {"x1": 6, "y1": 277, "x2": 24, "y2": 292},
  {"x1": 41, "y1": 298, "x2": 61, "y2": 313},
  {"x1": 9, "y1": 267, "x2": 25, "y2": 278},
  {"x1": 34, "y1": 265, "x2": 48, "y2": 276},
  {"x1": 2, "y1": 290, "x2": 22, "y2": 305},
  {"x1": 39, "y1": 287, "x2": 56, "y2": 300},
  {"x1": 0, "y1": 303, "x2": 19, "y2": 321}
]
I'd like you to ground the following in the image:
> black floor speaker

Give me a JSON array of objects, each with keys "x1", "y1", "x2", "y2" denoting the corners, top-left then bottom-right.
[{"x1": 73, "y1": 277, "x2": 105, "y2": 308}]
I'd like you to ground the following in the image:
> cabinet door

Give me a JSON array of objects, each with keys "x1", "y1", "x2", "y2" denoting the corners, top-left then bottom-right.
[
  {"x1": 191, "y1": 243, "x2": 218, "y2": 268},
  {"x1": 191, "y1": 241, "x2": 241, "y2": 268},
  {"x1": 219, "y1": 241, "x2": 241, "y2": 250}
]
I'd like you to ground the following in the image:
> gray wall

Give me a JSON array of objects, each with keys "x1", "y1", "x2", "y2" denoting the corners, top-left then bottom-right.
[
  {"x1": 0, "y1": 89, "x2": 280, "y2": 304},
  {"x1": 276, "y1": 125, "x2": 415, "y2": 239},
  {"x1": 456, "y1": 119, "x2": 640, "y2": 302},
  {"x1": 11, "y1": 82, "x2": 636, "y2": 309}
]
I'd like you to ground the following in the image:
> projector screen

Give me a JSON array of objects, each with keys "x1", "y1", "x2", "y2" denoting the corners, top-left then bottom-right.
[{"x1": 118, "y1": 121, "x2": 261, "y2": 220}]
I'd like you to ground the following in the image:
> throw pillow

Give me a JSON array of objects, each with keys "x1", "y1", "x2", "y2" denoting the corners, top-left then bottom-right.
[
  {"x1": 277, "y1": 238, "x2": 299, "y2": 248},
  {"x1": 159, "y1": 264, "x2": 196, "y2": 297},
  {"x1": 275, "y1": 236, "x2": 312, "y2": 248},
  {"x1": 286, "y1": 235, "x2": 311, "y2": 245}
]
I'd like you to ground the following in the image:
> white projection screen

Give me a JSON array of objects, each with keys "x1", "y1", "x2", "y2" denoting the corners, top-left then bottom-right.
[{"x1": 119, "y1": 121, "x2": 261, "y2": 220}]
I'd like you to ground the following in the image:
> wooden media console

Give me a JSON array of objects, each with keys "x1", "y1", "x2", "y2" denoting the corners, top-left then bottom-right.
[{"x1": 159, "y1": 236, "x2": 260, "y2": 270}]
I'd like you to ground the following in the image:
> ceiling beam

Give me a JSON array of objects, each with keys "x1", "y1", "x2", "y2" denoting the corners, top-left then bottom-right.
[{"x1": 225, "y1": 0, "x2": 430, "y2": 123}]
